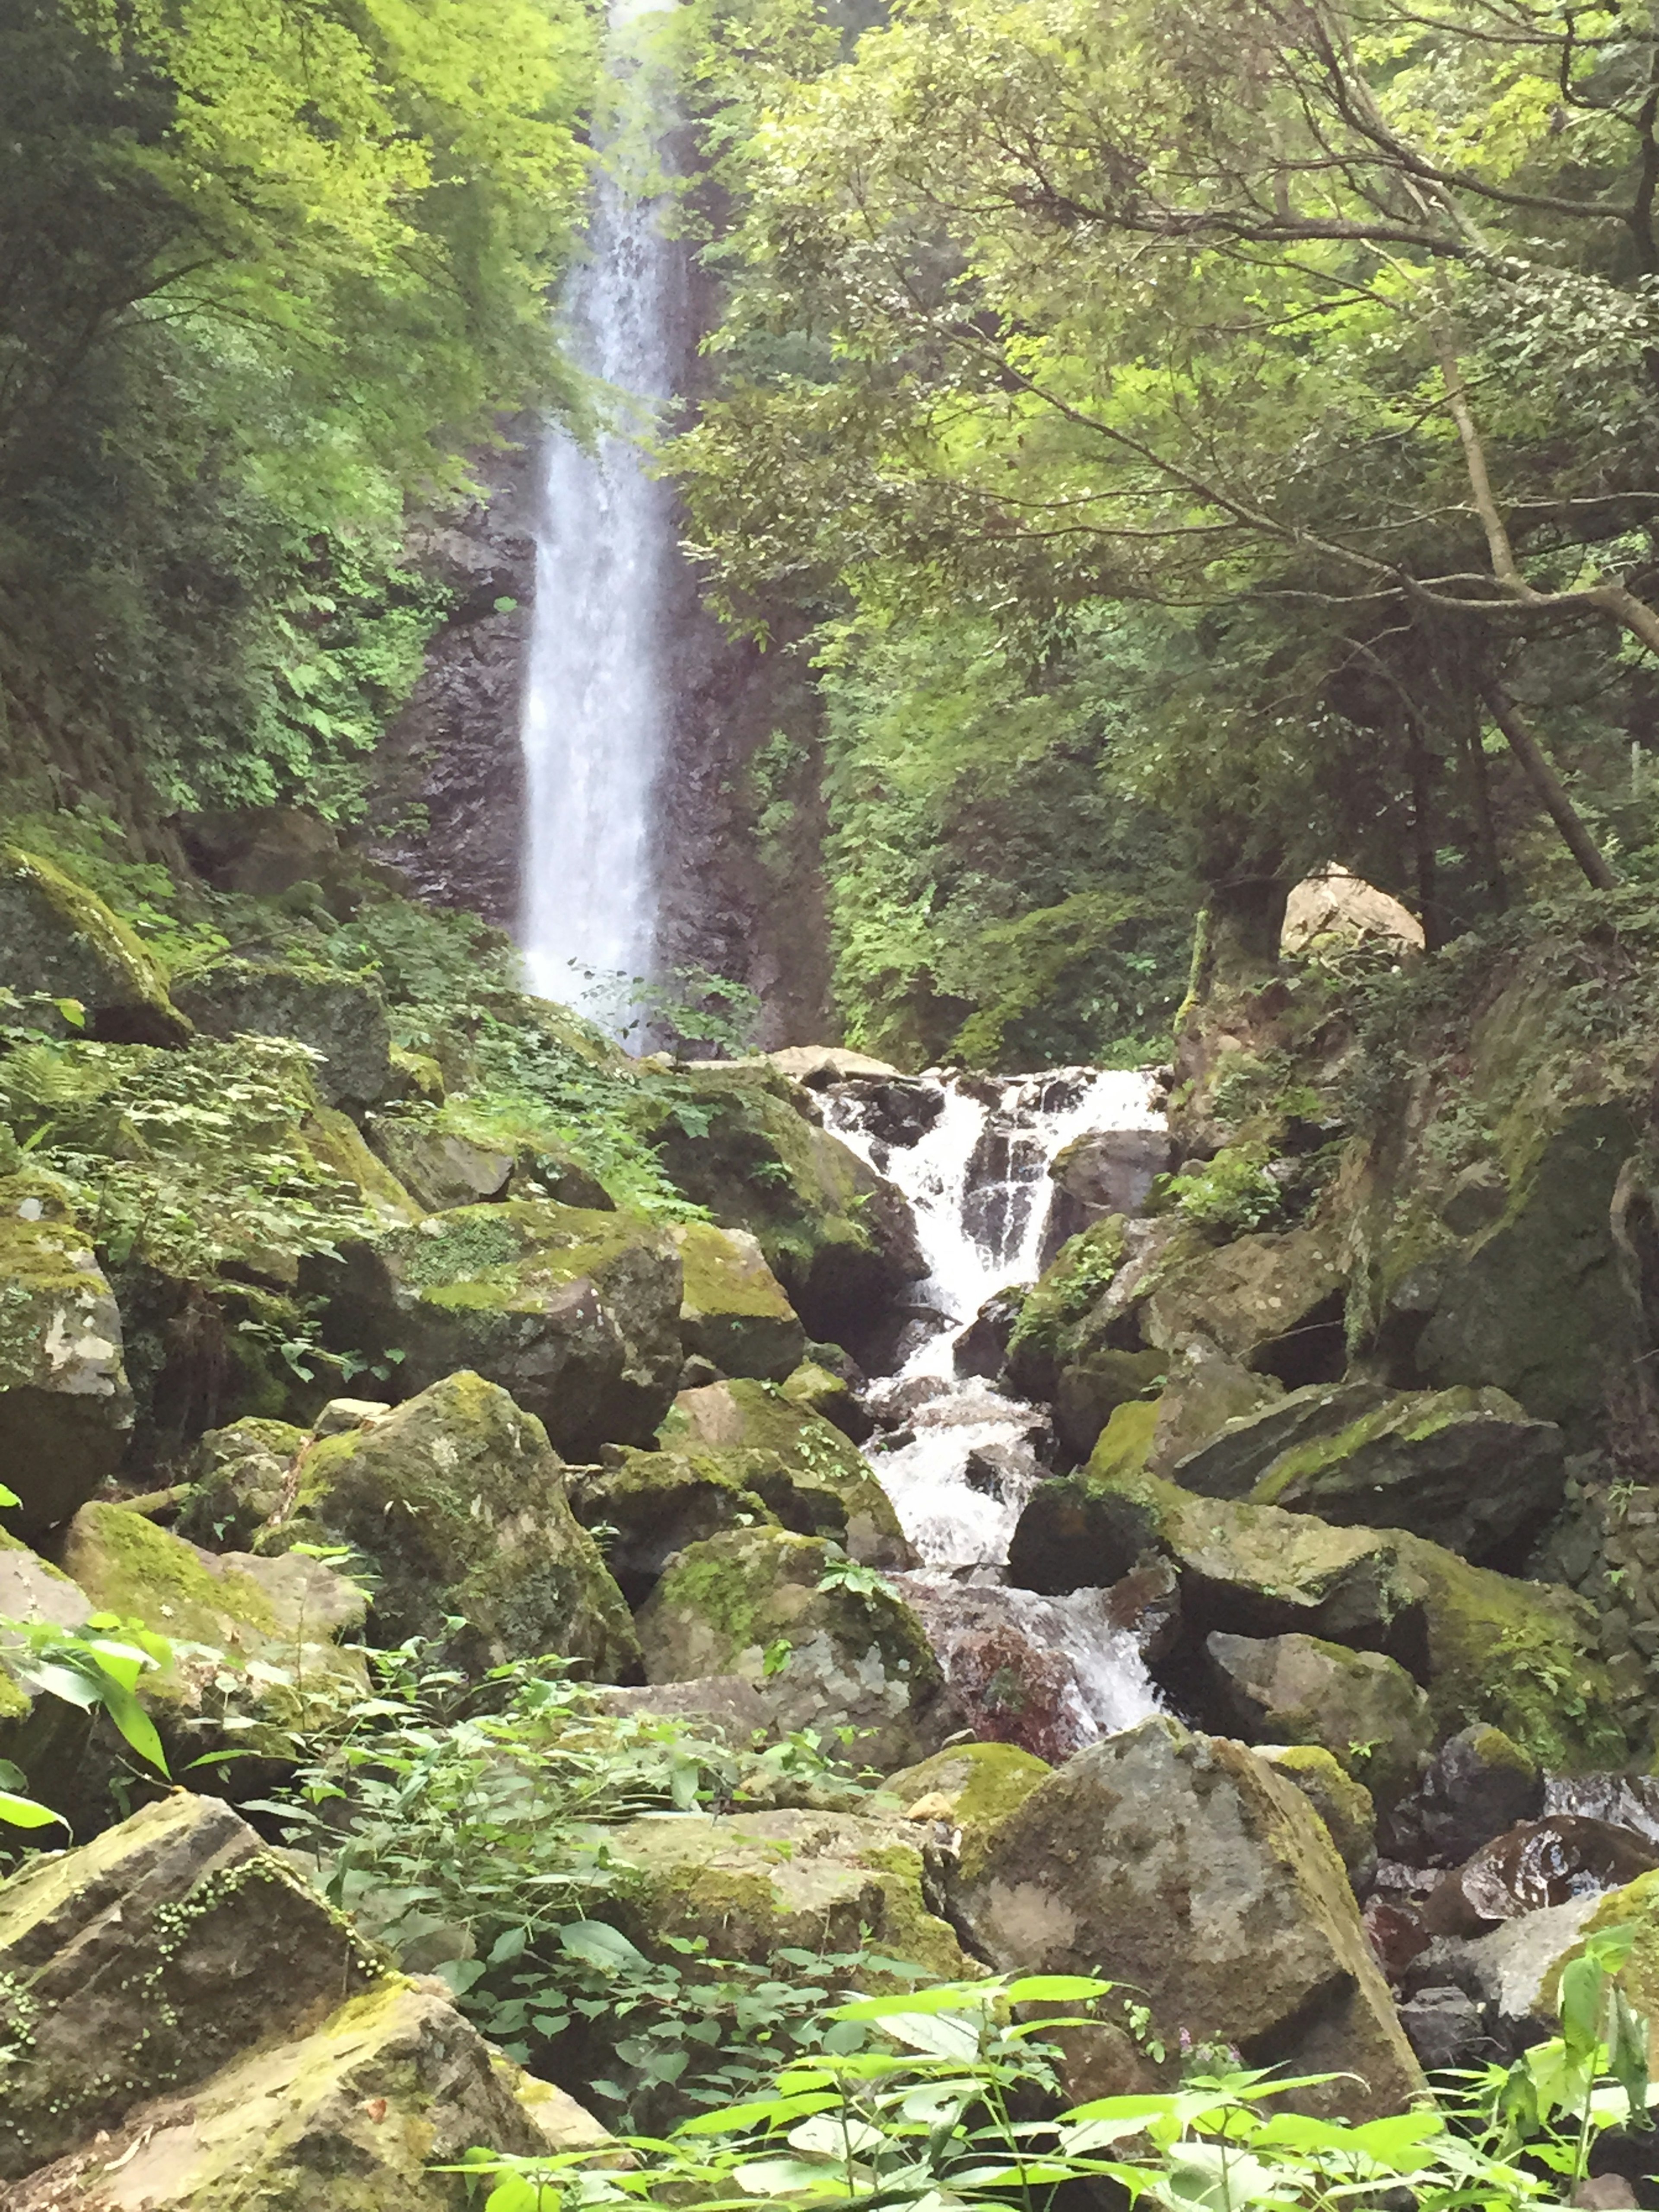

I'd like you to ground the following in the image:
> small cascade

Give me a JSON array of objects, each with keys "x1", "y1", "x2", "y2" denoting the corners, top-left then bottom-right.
[
  {"x1": 826, "y1": 1066, "x2": 1167, "y2": 1752},
  {"x1": 518, "y1": 2, "x2": 684, "y2": 1030}
]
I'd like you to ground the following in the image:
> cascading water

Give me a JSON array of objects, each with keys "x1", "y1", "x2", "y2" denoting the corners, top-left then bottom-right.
[
  {"x1": 518, "y1": 5, "x2": 683, "y2": 1029},
  {"x1": 827, "y1": 1067, "x2": 1168, "y2": 1755}
]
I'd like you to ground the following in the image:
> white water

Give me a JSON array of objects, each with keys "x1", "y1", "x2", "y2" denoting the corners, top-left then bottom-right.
[
  {"x1": 518, "y1": 8, "x2": 682, "y2": 1030},
  {"x1": 827, "y1": 1066, "x2": 1166, "y2": 1753}
]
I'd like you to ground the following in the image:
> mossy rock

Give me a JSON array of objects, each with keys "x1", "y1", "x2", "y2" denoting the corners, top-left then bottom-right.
[
  {"x1": 0, "y1": 845, "x2": 190, "y2": 1047},
  {"x1": 591, "y1": 1806, "x2": 974, "y2": 1981},
  {"x1": 661, "y1": 1377, "x2": 909, "y2": 1567},
  {"x1": 1083, "y1": 1397, "x2": 1160, "y2": 1482},
  {"x1": 636, "y1": 1526, "x2": 953, "y2": 1772},
  {"x1": 566, "y1": 1448, "x2": 783, "y2": 1605},
  {"x1": 1254, "y1": 1745, "x2": 1376, "y2": 1882},
  {"x1": 1138, "y1": 1220, "x2": 1348, "y2": 1387},
  {"x1": 1004, "y1": 1217, "x2": 1130, "y2": 1401},
  {"x1": 252, "y1": 1370, "x2": 639, "y2": 1681},
  {"x1": 1171, "y1": 1379, "x2": 1389, "y2": 1498},
  {"x1": 0, "y1": 1169, "x2": 133, "y2": 1538},
  {"x1": 308, "y1": 1200, "x2": 683, "y2": 1457},
  {"x1": 368, "y1": 1099, "x2": 611, "y2": 1215},
  {"x1": 178, "y1": 1417, "x2": 309, "y2": 1550},
  {"x1": 1052, "y1": 1346, "x2": 1170, "y2": 1461},
  {"x1": 781, "y1": 1357, "x2": 874, "y2": 1443},
  {"x1": 1246, "y1": 1385, "x2": 1565, "y2": 1559},
  {"x1": 172, "y1": 955, "x2": 393, "y2": 1108},
  {"x1": 1204, "y1": 1630, "x2": 1431, "y2": 1809},
  {"x1": 302, "y1": 1108, "x2": 423, "y2": 1230},
  {"x1": 642, "y1": 1066, "x2": 925, "y2": 1345},
  {"x1": 1144, "y1": 1355, "x2": 1287, "y2": 1474},
  {"x1": 671, "y1": 1221, "x2": 806, "y2": 1381},
  {"x1": 884, "y1": 1741, "x2": 1052, "y2": 1883}
]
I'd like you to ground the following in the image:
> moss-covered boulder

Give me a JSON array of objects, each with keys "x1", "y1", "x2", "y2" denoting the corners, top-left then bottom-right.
[
  {"x1": 1143, "y1": 1354, "x2": 1287, "y2": 1473},
  {"x1": 636, "y1": 1527, "x2": 954, "y2": 1771},
  {"x1": 953, "y1": 1715, "x2": 1422, "y2": 2120},
  {"x1": 671, "y1": 1221, "x2": 806, "y2": 1381},
  {"x1": 1171, "y1": 1379, "x2": 1392, "y2": 1498},
  {"x1": 0, "y1": 845, "x2": 190, "y2": 1047},
  {"x1": 1245, "y1": 1386, "x2": 1565, "y2": 1558},
  {"x1": 884, "y1": 1741, "x2": 1052, "y2": 1882},
  {"x1": 310, "y1": 1201, "x2": 683, "y2": 1456},
  {"x1": 0, "y1": 1170, "x2": 133, "y2": 1537},
  {"x1": 250, "y1": 1371, "x2": 639, "y2": 1680},
  {"x1": 1004, "y1": 1217, "x2": 1130, "y2": 1401},
  {"x1": 178, "y1": 1417, "x2": 310, "y2": 1550},
  {"x1": 1255, "y1": 1744, "x2": 1376, "y2": 1883},
  {"x1": 591, "y1": 1806, "x2": 973, "y2": 1979},
  {"x1": 1053, "y1": 1347, "x2": 1170, "y2": 1461},
  {"x1": 1138, "y1": 1220, "x2": 1348, "y2": 1386},
  {"x1": 302, "y1": 1107, "x2": 423, "y2": 1230},
  {"x1": 368, "y1": 1100, "x2": 611, "y2": 1214},
  {"x1": 781, "y1": 1357, "x2": 874, "y2": 1442},
  {"x1": 643, "y1": 1066, "x2": 926, "y2": 1345},
  {"x1": 1204, "y1": 1630, "x2": 1432, "y2": 1808},
  {"x1": 566, "y1": 1448, "x2": 782, "y2": 1605},
  {"x1": 661, "y1": 1377, "x2": 909, "y2": 1567},
  {"x1": 172, "y1": 955, "x2": 393, "y2": 1108},
  {"x1": 0, "y1": 1791, "x2": 377, "y2": 2180}
]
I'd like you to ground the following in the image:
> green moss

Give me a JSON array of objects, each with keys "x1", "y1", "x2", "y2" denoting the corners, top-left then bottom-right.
[
  {"x1": 676, "y1": 1222, "x2": 795, "y2": 1320},
  {"x1": 61, "y1": 1502, "x2": 282, "y2": 1644},
  {"x1": 655, "y1": 1528, "x2": 826, "y2": 1653},
  {"x1": 1084, "y1": 1398, "x2": 1160, "y2": 1481},
  {"x1": 1006, "y1": 1217, "x2": 1127, "y2": 1370},
  {"x1": 1, "y1": 846, "x2": 188, "y2": 1039},
  {"x1": 302, "y1": 1108, "x2": 421, "y2": 1226},
  {"x1": 884, "y1": 1742, "x2": 1051, "y2": 1883}
]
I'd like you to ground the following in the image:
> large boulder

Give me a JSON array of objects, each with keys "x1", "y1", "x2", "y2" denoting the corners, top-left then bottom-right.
[
  {"x1": 661, "y1": 1377, "x2": 909, "y2": 1567},
  {"x1": 671, "y1": 1221, "x2": 806, "y2": 1381},
  {"x1": 308, "y1": 1200, "x2": 683, "y2": 1456},
  {"x1": 883, "y1": 1741, "x2": 1052, "y2": 1881},
  {"x1": 0, "y1": 1170, "x2": 133, "y2": 1537},
  {"x1": 1204, "y1": 1631, "x2": 1432, "y2": 1809},
  {"x1": 567, "y1": 1448, "x2": 786, "y2": 1605},
  {"x1": 368, "y1": 1098, "x2": 612, "y2": 1214},
  {"x1": 1255, "y1": 1745, "x2": 1377, "y2": 1884},
  {"x1": 955, "y1": 1716, "x2": 1421, "y2": 2118},
  {"x1": 1137, "y1": 1221, "x2": 1349, "y2": 1387},
  {"x1": 636, "y1": 1526, "x2": 954, "y2": 1771},
  {"x1": 1245, "y1": 1386, "x2": 1565, "y2": 1558},
  {"x1": 592, "y1": 1806, "x2": 973, "y2": 1977},
  {"x1": 171, "y1": 955, "x2": 394, "y2": 1109},
  {"x1": 1171, "y1": 1379, "x2": 1394, "y2": 1498},
  {"x1": 248, "y1": 1371, "x2": 639, "y2": 1680},
  {"x1": 643, "y1": 1066, "x2": 925, "y2": 1346},
  {"x1": 0, "y1": 1791, "x2": 375, "y2": 2179},
  {"x1": 0, "y1": 846, "x2": 190, "y2": 1047}
]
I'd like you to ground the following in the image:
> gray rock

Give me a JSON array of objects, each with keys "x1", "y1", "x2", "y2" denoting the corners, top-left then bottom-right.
[
  {"x1": 0, "y1": 846, "x2": 189, "y2": 1048},
  {"x1": 1204, "y1": 1630, "x2": 1432, "y2": 1809},
  {"x1": 1385, "y1": 1725, "x2": 1544, "y2": 1866},
  {"x1": 1398, "y1": 1985, "x2": 1488, "y2": 2071},
  {"x1": 1462, "y1": 1895, "x2": 1602, "y2": 2032},
  {"x1": 172, "y1": 957, "x2": 393, "y2": 1109},
  {"x1": 1173, "y1": 1380, "x2": 1394, "y2": 1499}
]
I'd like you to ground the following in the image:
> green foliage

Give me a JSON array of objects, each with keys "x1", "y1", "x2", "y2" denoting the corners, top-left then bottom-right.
[
  {"x1": 1155, "y1": 1144, "x2": 1285, "y2": 1239},
  {"x1": 0, "y1": 1614, "x2": 173, "y2": 1839}
]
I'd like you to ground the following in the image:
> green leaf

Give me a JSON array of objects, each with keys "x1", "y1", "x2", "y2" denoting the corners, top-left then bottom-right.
[
  {"x1": 558, "y1": 1920, "x2": 649, "y2": 1970},
  {"x1": 1004, "y1": 1974, "x2": 1115, "y2": 2004},
  {"x1": 0, "y1": 1790, "x2": 66, "y2": 1829},
  {"x1": 98, "y1": 1680, "x2": 168, "y2": 1775}
]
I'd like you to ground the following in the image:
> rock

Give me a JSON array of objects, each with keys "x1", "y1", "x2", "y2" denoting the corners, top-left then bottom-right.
[
  {"x1": 1246, "y1": 1386, "x2": 1566, "y2": 1559},
  {"x1": 178, "y1": 1417, "x2": 309, "y2": 1549},
  {"x1": 1281, "y1": 867, "x2": 1425, "y2": 956},
  {"x1": 302, "y1": 1106, "x2": 425, "y2": 1230},
  {"x1": 1397, "y1": 1984, "x2": 1485, "y2": 2071},
  {"x1": 672, "y1": 1222, "x2": 806, "y2": 1380},
  {"x1": 1545, "y1": 1771, "x2": 1659, "y2": 1845},
  {"x1": 313, "y1": 1397, "x2": 394, "y2": 1437},
  {"x1": 884, "y1": 1741, "x2": 1052, "y2": 1881},
  {"x1": 591, "y1": 1805, "x2": 972, "y2": 1976},
  {"x1": 1255, "y1": 1745, "x2": 1376, "y2": 1883},
  {"x1": 953, "y1": 1715, "x2": 1423, "y2": 2119},
  {"x1": 309, "y1": 1200, "x2": 683, "y2": 1457},
  {"x1": 0, "y1": 1170, "x2": 133, "y2": 1537},
  {"x1": 587, "y1": 1673, "x2": 783, "y2": 1744},
  {"x1": 953, "y1": 1286, "x2": 1027, "y2": 1381},
  {"x1": 1138, "y1": 1223, "x2": 1349, "y2": 1388},
  {"x1": 1103, "y1": 1554, "x2": 1183, "y2": 1664},
  {"x1": 567, "y1": 1448, "x2": 784, "y2": 1605},
  {"x1": 1422, "y1": 1818, "x2": 1659, "y2": 1936},
  {"x1": 172, "y1": 956, "x2": 393, "y2": 1108},
  {"x1": 251, "y1": 1370, "x2": 639, "y2": 1679},
  {"x1": 1052, "y1": 1347, "x2": 1169, "y2": 1462},
  {"x1": 781, "y1": 1357, "x2": 875, "y2": 1443},
  {"x1": 828, "y1": 1074, "x2": 946, "y2": 1148},
  {"x1": 1004, "y1": 1218, "x2": 1129, "y2": 1401},
  {"x1": 661, "y1": 1376, "x2": 909, "y2": 1567},
  {"x1": 0, "y1": 846, "x2": 190, "y2": 1047},
  {"x1": 9, "y1": 1974, "x2": 599, "y2": 2210},
  {"x1": 1038, "y1": 1128, "x2": 1173, "y2": 1265},
  {"x1": 369, "y1": 1102, "x2": 612, "y2": 1215},
  {"x1": 636, "y1": 1526, "x2": 954, "y2": 1771},
  {"x1": 369, "y1": 1119, "x2": 512, "y2": 1209},
  {"x1": 1459, "y1": 1894, "x2": 1602, "y2": 2033},
  {"x1": 1204, "y1": 1631, "x2": 1432, "y2": 1808},
  {"x1": 179, "y1": 804, "x2": 345, "y2": 899},
  {"x1": 1172, "y1": 1380, "x2": 1394, "y2": 1498},
  {"x1": 766, "y1": 1046, "x2": 904, "y2": 1085},
  {"x1": 644, "y1": 1066, "x2": 925, "y2": 1349},
  {"x1": 1384, "y1": 1725, "x2": 1544, "y2": 1867},
  {"x1": 0, "y1": 1792, "x2": 376, "y2": 2180},
  {"x1": 1364, "y1": 1897, "x2": 1433, "y2": 1983},
  {"x1": 1144, "y1": 1353, "x2": 1287, "y2": 1475}
]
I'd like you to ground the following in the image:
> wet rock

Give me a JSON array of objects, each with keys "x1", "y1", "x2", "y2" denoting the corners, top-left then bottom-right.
[
  {"x1": 1038, "y1": 1127, "x2": 1172, "y2": 1267},
  {"x1": 0, "y1": 1170, "x2": 133, "y2": 1538},
  {"x1": 780, "y1": 1357, "x2": 875, "y2": 1443},
  {"x1": 1103, "y1": 1554, "x2": 1183, "y2": 1664},
  {"x1": 1363, "y1": 1897, "x2": 1431, "y2": 1982},
  {"x1": 0, "y1": 1792, "x2": 375, "y2": 2180},
  {"x1": 0, "y1": 845, "x2": 190, "y2": 1047},
  {"x1": 1172, "y1": 1380, "x2": 1394, "y2": 1499},
  {"x1": 672, "y1": 1222, "x2": 806, "y2": 1381},
  {"x1": 827, "y1": 1072, "x2": 944, "y2": 1145},
  {"x1": 592, "y1": 1805, "x2": 971, "y2": 1977},
  {"x1": 1384, "y1": 1725, "x2": 1544, "y2": 1866},
  {"x1": 1246, "y1": 1385, "x2": 1566, "y2": 1560},
  {"x1": 308, "y1": 1199, "x2": 683, "y2": 1456},
  {"x1": 661, "y1": 1376, "x2": 909, "y2": 1567},
  {"x1": 1003, "y1": 1218, "x2": 1130, "y2": 1402},
  {"x1": 1460, "y1": 1894, "x2": 1602, "y2": 2034},
  {"x1": 1398, "y1": 1985, "x2": 1486, "y2": 2071},
  {"x1": 953, "y1": 1285, "x2": 1028, "y2": 1381},
  {"x1": 248, "y1": 1370, "x2": 640, "y2": 1679},
  {"x1": 1423, "y1": 1818, "x2": 1659, "y2": 1936},
  {"x1": 172, "y1": 956, "x2": 393, "y2": 1108},
  {"x1": 954, "y1": 1714, "x2": 1424, "y2": 2119},
  {"x1": 1544, "y1": 1770, "x2": 1659, "y2": 1846},
  {"x1": 1256, "y1": 1745, "x2": 1377, "y2": 1885},
  {"x1": 1204, "y1": 1630, "x2": 1432, "y2": 1808}
]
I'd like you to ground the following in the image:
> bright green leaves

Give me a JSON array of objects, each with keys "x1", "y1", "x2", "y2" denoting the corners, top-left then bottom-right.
[{"x1": 6, "y1": 1615, "x2": 173, "y2": 1779}]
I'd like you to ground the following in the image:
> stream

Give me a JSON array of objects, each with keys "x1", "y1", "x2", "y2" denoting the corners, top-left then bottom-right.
[{"x1": 827, "y1": 1069, "x2": 1166, "y2": 1758}]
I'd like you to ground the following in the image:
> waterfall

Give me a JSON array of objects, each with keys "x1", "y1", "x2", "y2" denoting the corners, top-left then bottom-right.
[
  {"x1": 827, "y1": 1068, "x2": 1167, "y2": 1758},
  {"x1": 518, "y1": 7, "x2": 683, "y2": 1030}
]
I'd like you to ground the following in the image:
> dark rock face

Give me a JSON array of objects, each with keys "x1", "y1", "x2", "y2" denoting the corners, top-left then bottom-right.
[
  {"x1": 1038, "y1": 1127, "x2": 1173, "y2": 1267},
  {"x1": 1384, "y1": 1724, "x2": 1545, "y2": 1866}
]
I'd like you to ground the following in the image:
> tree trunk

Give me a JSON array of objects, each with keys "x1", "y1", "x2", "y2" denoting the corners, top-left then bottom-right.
[{"x1": 1481, "y1": 683, "x2": 1618, "y2": 892}]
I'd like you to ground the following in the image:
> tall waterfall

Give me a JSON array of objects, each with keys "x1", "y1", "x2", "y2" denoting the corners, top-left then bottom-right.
[{"x1": 518, "y1": 8, "x2": 683, "y2": 1027}]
